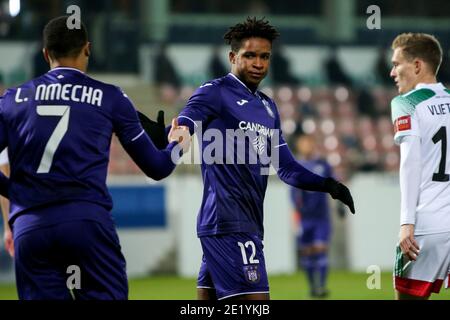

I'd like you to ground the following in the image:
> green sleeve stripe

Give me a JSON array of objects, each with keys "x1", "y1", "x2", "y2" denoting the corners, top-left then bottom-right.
[
  {"x1": 391, "y1": 96, "x2": 414, "y2": 122},
  {"x1": 391, "y1": 88, "x2": 435, "y2": 122},
  {"x1": 402, "y1": 88, "x2": 435, "y2": 106},
  {"x1": 394, "y1": 246, "x2": 403, "y2": 277}
]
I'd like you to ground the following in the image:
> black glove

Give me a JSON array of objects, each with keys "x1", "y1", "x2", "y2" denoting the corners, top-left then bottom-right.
[
  {"x1": 324, "y1": 177, "x2": 355, "y2": 214},
  {"x1": 137, "y1": 110, "x2": 168, "y2": 150}
]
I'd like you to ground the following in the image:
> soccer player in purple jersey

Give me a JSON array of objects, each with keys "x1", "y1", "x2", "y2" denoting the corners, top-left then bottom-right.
[
  {"x1": 291, "y1": 135, "x2": 334, "y2": 298},
  {"x1": 180, "y1": 17, "x2": 355, "y2": 301},
  {"x1": 146, "y1": 17, "x2": 355, "y2": 300},
  {"x1": 0, "y1": 16, "x2": 188, "y2": 300}
]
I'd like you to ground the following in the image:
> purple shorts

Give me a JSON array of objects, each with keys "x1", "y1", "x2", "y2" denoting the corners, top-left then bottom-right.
[
  {"x1": 13, "y1": 203, "x2": 128, "y2": 300},
  {"x1": 197, "y1": 232, "x2": 269, "y2": 300},
  {"x1": 298, "y1": 218, "x2": 331, "y2": 247}
]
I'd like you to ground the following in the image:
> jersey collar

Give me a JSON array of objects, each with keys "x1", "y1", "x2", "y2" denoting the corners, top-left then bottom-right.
[
  {"x1": 48, "y1": 67, "x2": 85, "y2": 74},
  {"x1": 415, "y1": 82, "x2": 445, "y2": 90},
  {"x1": 227, "y1": 73, "x2": 258, "y2": 95}
]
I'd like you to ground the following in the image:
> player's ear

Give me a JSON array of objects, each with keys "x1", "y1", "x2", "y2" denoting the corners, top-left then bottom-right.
[
  {"x1": 414, "y1": 59, "x2": 422, "y2": 75},
  {"x1": 42, "y1": 48, "x2": 50, "y2": 64},
  {"x1": 84, "y1": 42, "x2": 91, "y2": 57},
  {"x1": 229, "y1": 51, "x2": 236, "y2": 64}
]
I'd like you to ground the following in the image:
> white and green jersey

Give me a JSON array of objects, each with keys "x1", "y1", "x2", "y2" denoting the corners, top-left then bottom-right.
[{"x1": 391, "y1": 82, "x2": 450, "y2": 234}]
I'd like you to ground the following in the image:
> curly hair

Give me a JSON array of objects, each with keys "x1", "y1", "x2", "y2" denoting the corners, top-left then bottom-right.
[{"x1": 223, "y1": 17, "x2": 280, "y2": 52}]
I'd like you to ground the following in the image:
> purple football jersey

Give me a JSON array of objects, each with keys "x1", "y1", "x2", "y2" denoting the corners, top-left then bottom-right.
[
  {"x1": 0, "y1": 67, "x2": 176, "y2": 227},
  {"x1": 178, "y1": 73, "x2": 326, "y2": 238}
]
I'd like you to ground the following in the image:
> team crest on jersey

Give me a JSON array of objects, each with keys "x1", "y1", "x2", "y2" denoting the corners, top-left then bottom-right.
[
  {"x1": 243, "y1": 265, "x2": 260, "y2": 283},
  {"x1": 253, "y1": 136, "x2": 266, "y2": 155},
  {"x1": 394, "y1": 115, "x2": 411, "y2": 133},
  {"x1": 262, "y1": 99, "x2": 275, "y2": 119}
]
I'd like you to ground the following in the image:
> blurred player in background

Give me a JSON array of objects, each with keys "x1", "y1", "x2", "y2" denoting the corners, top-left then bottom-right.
[
  {"x1": 0, "y1": 149, "x2": 12, "y2": 258},
  {"x1": 0, "y1": 16, "x2": 187, "y2": 300},
  {"x1": 290, "y1": 135, "x2": 334, "y2": 298},
  {"x1": 390, "y1": 33, "x2": 450, "y2": 299},
  {"x1": 155, "y1": 17, "x2": 355, "y2": 300}
]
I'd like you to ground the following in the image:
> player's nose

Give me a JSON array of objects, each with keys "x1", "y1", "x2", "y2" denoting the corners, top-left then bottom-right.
[
  {"x1": 390, "y1": 67, "x2": 396, "y2": 78},
  {"x1": 253, "y1": 57, "x2": 263, "y2": 69}
]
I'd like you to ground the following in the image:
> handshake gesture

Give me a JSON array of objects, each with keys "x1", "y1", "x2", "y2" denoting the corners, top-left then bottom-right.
[
  {"x1": 168, "y1": 118, "x2": 191, "y2": 153},
  {"x1": 138, "y1": 110, "x2": 190, "y2": 153}
]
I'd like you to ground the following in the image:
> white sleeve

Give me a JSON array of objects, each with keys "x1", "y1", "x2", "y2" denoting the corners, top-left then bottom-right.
[
  {"x1": 0, "y1": 148, "x2": 8, "y2": 166},
  {"x1": 391, "y1": 96, "x2": 420, "y2": 145},
  {"x1": 399, "y1": 135, "x2": 421, "y2": 225}
]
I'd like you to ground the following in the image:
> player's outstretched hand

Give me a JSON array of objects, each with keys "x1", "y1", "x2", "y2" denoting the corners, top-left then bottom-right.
[
  {"x1": 137, "y1": 110, "x2": 168, "y2": 150},
  {"x1": 168, "y1": 118, "x2": 191, "y2": 153},
  {"x1": 324, "y1": 178, "x2": 355, "y2": 214}
]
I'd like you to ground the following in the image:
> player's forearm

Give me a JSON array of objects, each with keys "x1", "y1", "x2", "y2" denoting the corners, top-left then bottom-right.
[
  {"x1": 277, "y1": 159, "x2": 327, "y2": 191},
  {"x1": 123, "y1": 133, "x2": 179, "y2": 181},
  {"x1": 1, "y1": 196, "x2": 9, "y2": 231},
  {"x1": 399, "y1": 136, "x2": 421, "y2": 225},
  {"x1": 0, "y1": 164, "x2": 10, "y2": 229},
  {"x1": 276, "y1": 145, "x2": 326, "y2": 190},
  {"x1": 0, "y1": 171, "x2": 8, "y2": 199}
]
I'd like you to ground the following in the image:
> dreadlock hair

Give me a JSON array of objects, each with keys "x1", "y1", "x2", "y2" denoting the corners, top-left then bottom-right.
[{"x1": 223, "y1": 17, "x2": 280, "y2": 52}]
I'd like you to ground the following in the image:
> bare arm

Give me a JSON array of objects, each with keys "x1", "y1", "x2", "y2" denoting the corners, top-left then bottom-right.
[
  {"x1": 398, "y1": 135, "x2": 421, "y2": 261},
  {"x1": 0, "y1": 163, "x2": 13, "y2": 257}
]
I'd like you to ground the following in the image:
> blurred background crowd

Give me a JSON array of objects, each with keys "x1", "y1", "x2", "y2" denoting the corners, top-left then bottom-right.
[{"x1": 0, "y1": 0, "x2": 449, "y2": 181}]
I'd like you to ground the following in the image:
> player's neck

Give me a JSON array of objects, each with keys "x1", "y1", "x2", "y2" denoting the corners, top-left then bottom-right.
[
  {"x1": 247, "y1": 83, "x2": 258, "y2": 93},
  {"x1": 230, "y1": 72, "x2": 258, "y2": 93},
  {"x1": 50, "y1": 59, "x2": 87, "y2": 73},
  {"x1": 414, "y1": 74, "x2": 437, "y2": 88}
]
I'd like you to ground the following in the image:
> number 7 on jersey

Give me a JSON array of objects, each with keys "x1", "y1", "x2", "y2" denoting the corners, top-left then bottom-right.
[{"x1": 36, "y1": 105, "x2": 71, "y2": 174}]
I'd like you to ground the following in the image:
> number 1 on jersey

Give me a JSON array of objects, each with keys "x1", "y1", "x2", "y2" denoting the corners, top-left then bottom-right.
[
  {"x1": 432, "y1": 126, "x2": 450, "y2": 182},
  {"x1": 36, "y1": 105, "x2": 71, "y2": 174}
]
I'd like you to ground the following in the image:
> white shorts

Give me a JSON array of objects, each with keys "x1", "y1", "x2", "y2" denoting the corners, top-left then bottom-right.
[{"x1": 393, "y1": 231, "x2": 450, "y2": 297}]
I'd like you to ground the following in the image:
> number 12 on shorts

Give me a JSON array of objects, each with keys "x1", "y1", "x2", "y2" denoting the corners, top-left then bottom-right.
[{"x1": 237, "y1": 241, "x2": 260, "y2": 265}]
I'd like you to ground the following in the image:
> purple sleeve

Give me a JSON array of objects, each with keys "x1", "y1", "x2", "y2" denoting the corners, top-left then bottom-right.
[
  {"x1": 277, "y1": 143, "x2": 327, "y2": 191},
  {"x1": 111, "y1": 89, "x2": 144, "y2": 145},
  {"x1": 177, "y1": 83, "x2": 221, "y2": 134},
  {"x1": 121, "y1": 135, "x2": 179, "y2": 181}
]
